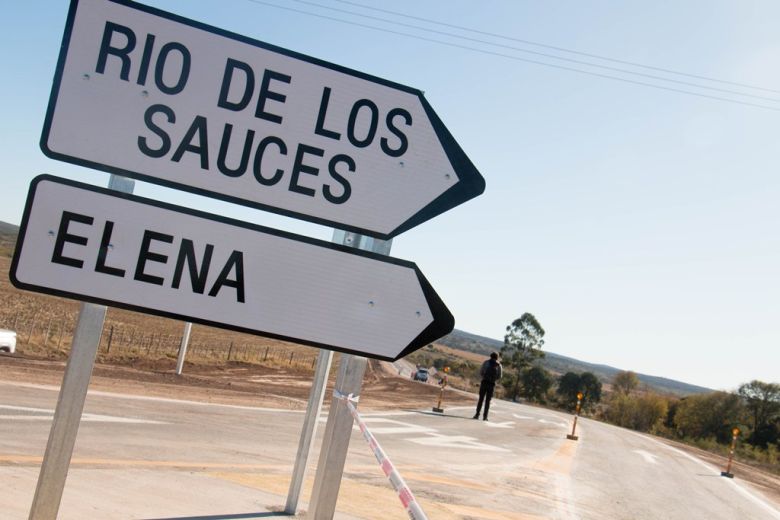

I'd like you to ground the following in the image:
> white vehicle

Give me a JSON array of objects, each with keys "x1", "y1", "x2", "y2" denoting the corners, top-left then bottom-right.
[{"x1": 0, "y1": 329, "x2": 17, "y2": 354}]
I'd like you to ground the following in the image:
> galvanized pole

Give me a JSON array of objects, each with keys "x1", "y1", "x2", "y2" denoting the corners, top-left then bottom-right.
[
  {"x1": 308, "y1": 353, "x2": 368, "y2": 519},
  {"x1": 307, "y1": 231, "x2": 391, "y2": 519},
  {"x1": 175, "y1": 322, "x2": 193, "y2": 375},
  {"x1": 28, "y1": 175, "x2": 134, "y2": 520},
  {"x1": 285, "y1": 348, "x2": 333, "y2": 514},
  {"x1": 286, "y1": 228, "x2": 377, "y2": 514}
]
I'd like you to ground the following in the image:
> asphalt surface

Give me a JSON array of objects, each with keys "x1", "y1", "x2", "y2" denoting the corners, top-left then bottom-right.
[{"x1": 1, "y1": 379, "x2": 779, "y2": 519}]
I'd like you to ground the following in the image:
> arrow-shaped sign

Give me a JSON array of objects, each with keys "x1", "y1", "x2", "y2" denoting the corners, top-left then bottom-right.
[
  {"x1": 10, "y1": 176, "x2": 454, "y2": 360},
  {"x1": 41, "y1": 0, "x2": 485, "y2": 239}
]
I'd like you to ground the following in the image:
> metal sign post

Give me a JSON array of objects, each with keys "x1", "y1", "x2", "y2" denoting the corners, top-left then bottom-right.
[
  {"x1": 308, "y1": 354, "x2": 368, "y2": 520},
  {"x1": 175, "y1": 321, "x2": 193, "y2": 375},
  {"x1": 27, "y1": 175, "x2": 133, "y2": 520},
  {"x1": 307, "y1": 231, "x2": 390, "y2": 519},
  {"x1": 286, "y1": 228, "x2": 367, "y2": 514},
  {"x1": 285, "y1": 348, "x2": 333, "y2": 515}
]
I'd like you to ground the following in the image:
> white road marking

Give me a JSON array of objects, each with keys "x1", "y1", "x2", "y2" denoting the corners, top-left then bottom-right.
[
  {"x1": 0, "y1": 380, "x2": 304, "y2": 413},
  {"x1": 483, "y1": 421, "x2": 515, "y2": 429},
  {"x1": 629, "y1": 430, "x2": 780, "y2": 519},
  {"x1": 339, "y1": 413, "x2": 512, "y2": 452},
  {"x1": 406, "y1": 433, "x2": 510, "y2": 452},
  {"x1": 538, "y1": 418, "x2": 569, "y2": 428},
  {"x1": 632, "y1": 449, "x2": 659, "y2": 464},
  {"x1": 513, "y1": 414, "x2": 535, "y2": 420},
  {"x1": 0, "y1": 404, "x2": 166, "y2": 424},
  {"x1": 357, "y1": 418, "x2": 435, "y2": 435},
  {"x1": 440, "y1": 406, "x2": 473, "y2": 412}
]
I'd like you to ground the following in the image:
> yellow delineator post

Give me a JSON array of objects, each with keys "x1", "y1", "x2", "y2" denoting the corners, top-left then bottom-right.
[
  {"x1": 721, "y1": 427, "x2": 740, "y2": 478},
  {"x1": 566, "y1": 392, "x2": 584, "y2": 441},
  {"x1": 432, "y1": 367, "x2": 449, "y2": 413}
]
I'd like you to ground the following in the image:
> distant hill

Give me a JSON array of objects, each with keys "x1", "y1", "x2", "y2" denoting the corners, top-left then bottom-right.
[
  {"x1": 0, "y1": 221, "x2": 19, "y2": 257},
  {"x1": 438, "y1": 329, "x2": 711, "y2": 397}
]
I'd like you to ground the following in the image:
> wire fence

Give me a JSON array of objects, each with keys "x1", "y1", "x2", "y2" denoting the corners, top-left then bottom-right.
[{"x1": 0, "y1": 310, "x2": 318, "y2": 370}]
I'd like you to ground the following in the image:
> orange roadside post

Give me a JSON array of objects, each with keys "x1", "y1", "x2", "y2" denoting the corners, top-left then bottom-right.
[
  {"x1": 720, "y1": 427, "x2": 740, "y2": 478},
  {"x1": 566, "y1": 392, "x2": 584, "y2": 441},
  {"x1": 432, "y1": 367, "x2": 449, "y2": 413}
]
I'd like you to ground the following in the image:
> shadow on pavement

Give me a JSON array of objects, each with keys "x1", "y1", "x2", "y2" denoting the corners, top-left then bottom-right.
[{"x1": 144, "y1": 513, "x2": 291, "y2": 519}]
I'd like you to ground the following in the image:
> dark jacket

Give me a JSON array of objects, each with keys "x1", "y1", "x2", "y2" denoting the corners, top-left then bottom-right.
[{"x1": 480, "y1": 359, "x2": 502, "y2": 383}]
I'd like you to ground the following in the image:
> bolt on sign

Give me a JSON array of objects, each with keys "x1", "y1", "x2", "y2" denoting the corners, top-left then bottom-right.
[
  {"x1": 11, "y1": 176, "x2": 454, "y2": 360},
  {"x1": 42, "y1": 0, "x2": 485, "y2": 240}
]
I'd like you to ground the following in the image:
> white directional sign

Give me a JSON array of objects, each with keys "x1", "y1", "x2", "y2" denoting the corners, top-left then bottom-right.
[
  {"x1": 42, "y1": 0, "x2": 485, "y2": 239},
  {"x1": 10, "y1": 176, "x2": 454, "y2": 360}
]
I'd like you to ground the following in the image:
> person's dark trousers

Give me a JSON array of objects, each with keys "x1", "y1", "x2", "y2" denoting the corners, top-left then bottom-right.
[{"x1": 474, "y1": 380, "x2": 495, "y2": 419}]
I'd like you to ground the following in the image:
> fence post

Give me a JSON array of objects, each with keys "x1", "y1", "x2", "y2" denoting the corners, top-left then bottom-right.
[
  {"x1": 45, "y1": 318, "x2": 53, "y2": 346},
  {"x1": 227, "y1": 341, "x2": 234, "y2": 361},
  {"x1": 27, "y1": 315, "x2": 38, "y2": 345},
  {"x1": 289, "y1": 352, "x2": 295, "y2": 365},
  {"x1": 264, "y1": 346, "x2": 269, "y2": 361},
  {"x1": 106, "y1": 326, "x2": 114, "y2": 354},
  {"x1": 57, "y1": 319, "x2": 65, "y2": 348}
]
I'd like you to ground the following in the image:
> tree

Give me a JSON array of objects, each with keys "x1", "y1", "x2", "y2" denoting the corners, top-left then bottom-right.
[
  {"x1": 501, "y1": 313, "x2": 545, "y2": 400},
  {"x1": 673, "y1": 392, "x2": 744, "y2": 443},
  {"x1": 521, "y1": 366, "x2": 553, "y2": 403},
  {"x1": 556, "y1": 371, "x2": 602, "y2": 411},
  {"x1": 738, "y1": 380, "x2": 780, "y2": 447},
  {"x1": 556, "y1": 371, "x2": 581, "y2": 409},
  {"x1": 613, "y1": 371, "x2": 640, "y2": 396},
  {"x1": 606, "y1": 393, "x2": 669, "y2": 432},
  {"x1": 579, "y1": 372, "x2": 602, "y2": 408}
]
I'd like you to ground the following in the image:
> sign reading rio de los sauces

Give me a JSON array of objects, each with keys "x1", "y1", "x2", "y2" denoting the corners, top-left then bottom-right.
[{"x1": 42, "y1": 0, "x2": 484, "y2": 239}]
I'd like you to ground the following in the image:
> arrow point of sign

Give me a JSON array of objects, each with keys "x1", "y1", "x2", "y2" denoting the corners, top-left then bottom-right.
[
  {"x1": 392, "y1": 267, "x2": 455, "y2": 361},
  {"x1": 389, "y1": 96, "x2": 485, "y2": 239}
]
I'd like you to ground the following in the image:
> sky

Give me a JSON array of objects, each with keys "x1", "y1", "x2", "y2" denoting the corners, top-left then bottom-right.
[{"x1": 1, "y1": 0, "x2": 778, "y2": 391}]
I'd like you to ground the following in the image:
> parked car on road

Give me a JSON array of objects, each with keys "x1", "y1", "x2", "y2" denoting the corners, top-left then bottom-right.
[
  {"x1": 0, "y1": 329, "x2": 17, "y2": 354},
  {"x1": 413, "y1": 367, "x2": 429, "y2": 382}
]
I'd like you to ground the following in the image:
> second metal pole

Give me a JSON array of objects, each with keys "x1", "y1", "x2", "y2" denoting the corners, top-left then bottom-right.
[{"x1": 175, "y1": 322, "x2": 193, "y2": 375}]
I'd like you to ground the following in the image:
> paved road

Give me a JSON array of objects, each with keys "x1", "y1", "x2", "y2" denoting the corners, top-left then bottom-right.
[{"x1": 1, "y1": 380, "x2": 778, "y2": 519}]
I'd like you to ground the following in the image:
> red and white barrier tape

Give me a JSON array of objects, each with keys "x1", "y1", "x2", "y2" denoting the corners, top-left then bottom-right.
[{"x1": 334, "y1": 390, "x2": 429, "y2": 520}]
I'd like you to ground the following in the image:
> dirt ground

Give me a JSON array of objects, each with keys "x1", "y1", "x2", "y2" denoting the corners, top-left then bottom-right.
[
  {"x1": 1, "y1": 353, "x2": 778, "y2": 507},
  {"x1": 0, "y1": 353, "x2": 476, "y2": 411}
]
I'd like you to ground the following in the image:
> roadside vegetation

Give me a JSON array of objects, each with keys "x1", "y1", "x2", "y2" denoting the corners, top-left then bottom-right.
[{"x1": 412, "y1": 312, "x2": 780, "y2": 476}]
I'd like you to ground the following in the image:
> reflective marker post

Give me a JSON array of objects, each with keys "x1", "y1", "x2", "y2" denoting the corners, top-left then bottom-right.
[
  {"x1": 566, "y1": 392, "x2": 584, "y2": 441},
  {"x1": 432, "y1": 367, "x2": 449, "y2": 413},
  {"x1": 720, "y1": 427, "x2": 740, "y2": 478}
]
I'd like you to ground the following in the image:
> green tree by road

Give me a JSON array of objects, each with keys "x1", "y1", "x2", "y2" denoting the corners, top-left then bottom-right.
[{"x1": 500, "y1": 313, "x2": 545, "y2": 401}]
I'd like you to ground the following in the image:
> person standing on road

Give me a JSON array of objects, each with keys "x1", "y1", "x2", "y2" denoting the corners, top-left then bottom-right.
[{"x1": 473, "y1": 352, "x2": 502, "y2": 421}]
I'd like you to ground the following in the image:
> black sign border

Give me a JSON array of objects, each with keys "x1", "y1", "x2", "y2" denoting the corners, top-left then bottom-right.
[
  {"x1": 10, "y1": 175, "x2": 455, "y2": 361},
  {"x1": 40, "y1": 0, "x2": 485, "y2": 240}
]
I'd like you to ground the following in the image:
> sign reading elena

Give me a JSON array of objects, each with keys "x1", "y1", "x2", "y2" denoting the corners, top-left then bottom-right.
[
  {"x1": 42, "y1": 0, "x2": 484, "y2": 239},
  {"x1": 11, "y1": 176, "x2": 454, "y2": 360}
]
